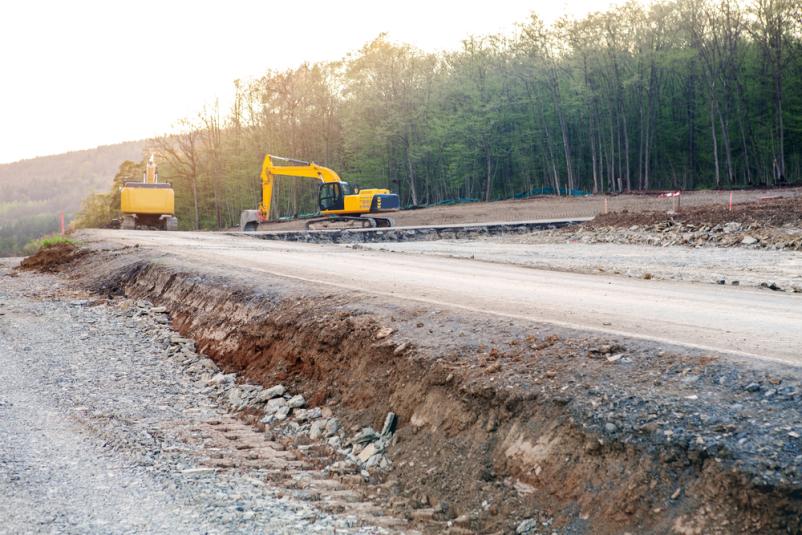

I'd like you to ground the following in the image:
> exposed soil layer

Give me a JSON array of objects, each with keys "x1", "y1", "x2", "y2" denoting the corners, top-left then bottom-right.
[
  {"x1": 500, "y1": 196, "x2": 802, "y2": 252},
  {"x1": 61, "y1": 246, "x2": 802, "y2": 534},
  {"x1": 254, "y1": 188, "x2": 802, "y2": 232},
  {"x1": 592, "y1": 197, "x2": 802, "y2": 229},
  {"x1": 18, "y1": 243, "x2": 88, "y2": 272}
]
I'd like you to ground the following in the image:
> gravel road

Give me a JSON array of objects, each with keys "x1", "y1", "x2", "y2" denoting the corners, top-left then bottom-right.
[
  {"x1": 79, "y1": 230, "x2": 802, "y2": 365},
  {"x1": 356, "y1": 240, "x2": 802, "y2": 291},
  {"x1": 0, "y1": 259, "x2": 386, "y2": 534}
]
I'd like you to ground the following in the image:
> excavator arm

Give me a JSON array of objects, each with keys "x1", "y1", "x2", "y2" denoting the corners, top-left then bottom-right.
[
  {"x1": 239, "y1": 153, "x2": 398, "y2": 231},
  {"x1": 258, "y1": 155, "x2": 342, "y2": 221}
]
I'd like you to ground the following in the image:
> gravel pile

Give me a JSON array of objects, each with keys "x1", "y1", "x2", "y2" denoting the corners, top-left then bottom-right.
[
  {"x1": 0, "y1": 262, "x2": 393, "y2": 534},
  {"x1": 555, "y1": 219, "x2": 802, "y2": 251}
]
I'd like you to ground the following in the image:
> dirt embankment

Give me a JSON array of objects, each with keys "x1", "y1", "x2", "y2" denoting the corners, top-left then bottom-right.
[
  {"x1": 18, "y1": 243, "x2": 87, "y2": 272},
  {"x1": 40, "y1": 244, "x2": 802, "y2": 534},
  {"x1": 555, "y1": 197, "x2": 802, "y2": 251}
]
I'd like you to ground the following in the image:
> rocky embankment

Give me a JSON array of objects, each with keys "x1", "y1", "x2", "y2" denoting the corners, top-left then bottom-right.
[
  {"x1": 551, "y1": 197, "x2": 802, "y2": 251},
  {"x1": 38, "y1": 241, "x2": 801, "y2": 535}
]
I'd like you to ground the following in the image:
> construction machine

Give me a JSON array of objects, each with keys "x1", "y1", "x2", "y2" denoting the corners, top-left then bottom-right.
[
  {"x1": 120, "y1": 154, "x2": 178, "y2": 230},
  {"x1": 240, "y1": 155, "x2": 400, "y2": 231}
]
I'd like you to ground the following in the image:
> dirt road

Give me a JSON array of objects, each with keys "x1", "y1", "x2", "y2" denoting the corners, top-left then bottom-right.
[{"x1": 82, "y1": 229, "x2": 802, "y2": 365}]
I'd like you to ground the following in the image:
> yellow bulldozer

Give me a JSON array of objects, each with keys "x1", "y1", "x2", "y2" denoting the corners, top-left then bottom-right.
[
  {"x1": 120, "y1": 154, "x2": 178, "y2": 231},
  {"x1": 240, "y1": 155, "x2": 400, "y2": 231}
]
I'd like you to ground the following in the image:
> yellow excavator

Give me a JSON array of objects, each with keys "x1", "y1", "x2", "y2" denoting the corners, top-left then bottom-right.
[
  {"x1": 120, "y1": 154, "x2": 178, "y2": 231},
  {"x1": 240, "y1": 155, "x2": 400, "y2": 231}
]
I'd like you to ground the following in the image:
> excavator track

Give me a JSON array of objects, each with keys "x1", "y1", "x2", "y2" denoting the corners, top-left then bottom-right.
[{"x1": 304, "y1": 216, "x2": 393, "y2": 230}]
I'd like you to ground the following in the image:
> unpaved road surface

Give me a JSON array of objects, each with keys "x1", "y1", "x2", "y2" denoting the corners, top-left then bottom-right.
[
  {"x1": 82, "y1": 230, "x2": 802, "y2": 365},
  {"x1": 358, "y1": 240, "x2": 802, "y2": 291},
  {"x1": 0, "y1": 260, "x2": 387, "y2": 534}
]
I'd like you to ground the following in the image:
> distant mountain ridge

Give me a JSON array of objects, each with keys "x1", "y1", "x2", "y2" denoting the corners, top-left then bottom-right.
[{"x1": 0, "y1": 140, "x2": 146, "y2": 256}]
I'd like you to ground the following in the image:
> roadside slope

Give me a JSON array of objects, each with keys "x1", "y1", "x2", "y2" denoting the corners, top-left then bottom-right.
[{"x1": 44, "y1": 232, "x2": 802, "y2": 533}]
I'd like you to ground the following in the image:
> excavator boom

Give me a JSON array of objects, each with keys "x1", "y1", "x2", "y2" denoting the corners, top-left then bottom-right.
[{"x1": 258, "y1": 155, "x2": 343, "y2": 221}]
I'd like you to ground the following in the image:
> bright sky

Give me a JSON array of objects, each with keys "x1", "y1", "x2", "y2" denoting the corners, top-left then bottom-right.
[{"x1": 0, "y1": 0, "x2": 623, "y2": 164}]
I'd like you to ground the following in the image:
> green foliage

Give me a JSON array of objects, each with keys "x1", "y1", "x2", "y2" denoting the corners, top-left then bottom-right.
[
  {"x1": 67, "y1": 0, "x2": 802, "y2": 233},
  {"x1": 22, "y1": 234, "x2": 76, "y2": 256},
  {"x1": 72, "y1": 160, "x2": 145, "y2": 229},
  {"x1": 0, "y1": 141, "x2": 144, "y2": 256}
]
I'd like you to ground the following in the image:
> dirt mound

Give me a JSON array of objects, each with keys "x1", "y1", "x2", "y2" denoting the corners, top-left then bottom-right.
[
  {"x1": 19, "y1": 243, "x2": 87, "y2": 273},
  {"x1": 593, "y1": 196, "x2": 802, "y2": 228},
  {"x1": 556, "y1": 197, "x2": 802, "y2": 251}
]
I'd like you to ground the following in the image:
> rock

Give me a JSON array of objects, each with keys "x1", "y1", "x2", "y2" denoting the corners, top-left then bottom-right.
[
  {"x1": 265, "y1": 397, "x2": 288, "y2": 414},
  {"x1": 605, "y1": 422, "x2": 618, "y2": 433},
  {"x1": 760, "y1": 281, "x2": 782, "y2": 291},
  {"x1": 309, "y1": 419, "x2": 326, "y2": 440},
  {"x1": 257, "y1": 385, "x2": 285, "y2": 401},
  {"x1": 744, "y1": 382, "x2": 761, "y2": 393},
  {"x1": 375, "y1": 327, "x2": 394, "y2": 340},
  {"x1": 328, "y1": 436, "x2": 342, "y2": 449},
  {"x1": 352, "y1": 427, "x2": 379, "y2": 445},
  {"x1": 210, "y1": 372, "x2": 235, "y2": 385},
  {"x1": 516, "y1": 518, "x2": 538, "y2": 534},
  {"x1": 260, "y1": 414, "x2": 275, "y2": 425},
  {"x1": 150, "y1": 306, "x2": 167, "y2": 313},
  {"x1": 723, "y1": 222, "x2": 741, "y2": 233},
  {"x1": 393, "y1": 342, "x2": 409, "y2": 355},
  {"x1": 357, "y1": 443, "x2": 378, "y2": 463},
  {"x1": 381, "y1": 412, "x2": 398, "y2": 436},
  {"x1": 741, "y1": 236, "x2": 758, "y2": 245},
  {"x1": 274, "y1": 405, "x2": 291, "y2": 421},
  {"x1": 287, "y1": 394, "x2": 306, "y2": 409},
  {"x1": 227, "y1": 387, "x2": 244, "y2": 408},
  {"x1": 365, "y1": 453, "x2": 384, "y2": 469},
  {"x1": 294, "y1": 408, "x2": 311, "y2": 422},
  {"x1": 325, "y1": 418, "x2": 340, "y2": 437}
]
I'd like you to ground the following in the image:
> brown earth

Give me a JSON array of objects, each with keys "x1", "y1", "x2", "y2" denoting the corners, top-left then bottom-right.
[
  {"x1": 55, "y1": 246, "x2": 802, "y2": 534},
  {"x1": 592, "y1": 197, "x2": 802, "y2": 229},
  {"x1": 255, "y1": 188, "x2": 802, "y2": 231},
  {"x1": 18, "y1": 243, "x2": 88, "y2": 272}
]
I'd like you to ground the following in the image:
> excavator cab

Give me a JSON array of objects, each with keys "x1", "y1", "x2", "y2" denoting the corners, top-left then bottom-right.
[{"x1": 319, "y1": 182, "x2": 359, "y2": 211}]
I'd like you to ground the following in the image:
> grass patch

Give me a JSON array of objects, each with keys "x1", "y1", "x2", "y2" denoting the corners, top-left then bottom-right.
[{"x1": 23, "y1": 234, "x2": 76, "y2": 255}]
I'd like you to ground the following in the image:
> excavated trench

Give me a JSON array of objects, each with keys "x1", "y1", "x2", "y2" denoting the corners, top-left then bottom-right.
[{"x1": 61, "y1": 247, "x2": 802, "y2": 534}]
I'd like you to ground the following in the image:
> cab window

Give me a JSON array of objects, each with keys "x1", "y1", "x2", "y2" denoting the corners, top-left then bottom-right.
[{"x1": 319, "y1": 183, "x2": 341, "y2": 210}]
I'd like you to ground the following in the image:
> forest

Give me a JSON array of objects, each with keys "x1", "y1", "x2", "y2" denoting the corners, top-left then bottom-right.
[
  {"x1": 85, "y1": 0, "x2": 801, "y2": 229},
  {"x1": 0, "y1": 140, "x2": 144, "y2": 255}
]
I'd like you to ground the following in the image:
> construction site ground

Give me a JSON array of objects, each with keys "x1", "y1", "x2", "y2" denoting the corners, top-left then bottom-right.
[
  {"x1": 4, "y1": 189, "x2": 802, "y2": 534},
  {"x1": 255, "y1": 187, "x2": 802, "y2": 231}
]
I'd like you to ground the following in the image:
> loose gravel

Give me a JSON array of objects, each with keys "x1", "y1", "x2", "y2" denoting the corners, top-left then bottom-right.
[{"x1": 0, "y1": 259, "x2": 388, "y2": 535}]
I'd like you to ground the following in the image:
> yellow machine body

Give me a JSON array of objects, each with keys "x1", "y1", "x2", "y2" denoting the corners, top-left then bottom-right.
[
  {"x1": 119, "y1": 154, "x2": 178, "y2": 230},
  {"x1": 120, "y1": 186, "x2": 175, "y2": 215},
  {"x1": 256, "y1": 155, "x2": 400, "y2": 220}
]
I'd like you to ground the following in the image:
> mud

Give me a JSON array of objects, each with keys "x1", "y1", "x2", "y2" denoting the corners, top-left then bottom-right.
[{"x1": 59, "y1": 245, "x2": 802, "y2": 534}]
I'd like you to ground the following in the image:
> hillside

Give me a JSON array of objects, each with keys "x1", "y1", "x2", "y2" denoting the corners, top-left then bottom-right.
[{"x1": 0, "y1": 140, "x2": 145, "y2": 255}]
